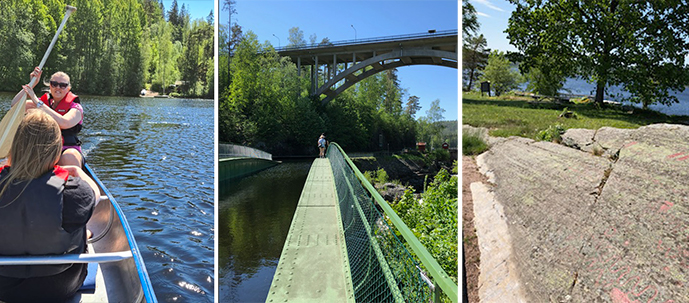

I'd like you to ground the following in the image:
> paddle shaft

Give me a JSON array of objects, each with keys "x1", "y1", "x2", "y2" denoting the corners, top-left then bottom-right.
[{"x1": 28, "y1": 5, "x2": 77, "y2": 88}]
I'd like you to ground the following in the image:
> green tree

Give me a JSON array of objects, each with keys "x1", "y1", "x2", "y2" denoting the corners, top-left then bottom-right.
[
  {"x1": 507, "y1": 1, "x2": 689, "y2": 107},
  {"x1": 480, "y1": 50, "x2": 521, "y2": 96},
  {"x1": 0, "y1": 0, "x2": 37, "y2": 91},
  {"x1": 404, "y1": 95, "x2": 421, "y2": 118},
  {"x1": 462, "y1": 34, "x2": 489, "y2": 91},
  {"x1": 462, "y1": 0, "x2": 479, "y2": 38},
  {"x1": 66, "y1": 0, "x2": 105, "y2": 93},
  {"x1": 287, "y1": 27, "x2": 306, "y2": 48}
]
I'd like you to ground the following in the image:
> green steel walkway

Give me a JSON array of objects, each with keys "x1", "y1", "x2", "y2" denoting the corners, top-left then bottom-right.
[
  {"x1": 267, "y1": 144, "x2": 458, "y2": 303},
  {"x1": 266, "y1": 158, "x2": 355, "y2": 302}
]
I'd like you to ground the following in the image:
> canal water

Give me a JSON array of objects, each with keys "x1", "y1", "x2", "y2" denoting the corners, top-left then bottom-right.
[
  {"x1": 218, "y1": 161, "x2": 312, "y2": 302},
  {"x1": 0, "y1": 93, "x2": 215, "y2": 302}
]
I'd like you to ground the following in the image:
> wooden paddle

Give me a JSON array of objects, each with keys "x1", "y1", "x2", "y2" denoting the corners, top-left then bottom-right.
[{"x1": 0, "y1": 5, "x2": 77, "y2": 158}]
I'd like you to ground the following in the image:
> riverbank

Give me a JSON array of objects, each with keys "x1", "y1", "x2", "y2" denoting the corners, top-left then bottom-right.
[{"x1": 463, "y1": 91, "x2": 689, "y2": 139}]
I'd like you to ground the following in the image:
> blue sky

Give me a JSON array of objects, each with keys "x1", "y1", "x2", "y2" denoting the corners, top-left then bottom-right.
[
  {"x1": 471, "y1": 0, "x2": 517, "y2": 52},
  {"x1": 160, "y1": 0, "x2": 215, "y2": 21},
  {"x1": 219, "y1": 0, "x2": 459, "y2": 121}
]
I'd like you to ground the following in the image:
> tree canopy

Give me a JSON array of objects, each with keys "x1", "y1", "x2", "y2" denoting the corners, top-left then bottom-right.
[
  {"x1": 0, "y1": 0, "x2": 213, "y2": 98},
  {"x1": 506, "y1": 1, "x2": 689, "y2": 107},
  {"x1": 462, "y1": 34, "x2": 489, "y2": 91},
  {"x1": 480, "y1": 50, "x2": 521, "y2": 96}
]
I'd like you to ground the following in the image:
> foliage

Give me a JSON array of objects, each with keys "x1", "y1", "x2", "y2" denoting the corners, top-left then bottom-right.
[
  {"x1": 462, "y1": 0, "x2": 479, "y2": 38},
  {"x1": 428, "y1": 148, "x2": 450, "y2": 162},
  {"x1": 479, "y1": 50, "x2": 521, "y2": 96},
  {"x1": 462, "y1": 132, "x2": 488, "y2": 155},
  {"x1": 363, "y1": 168, "x2": 389, "y2": 185},
  {"x1": 506, "y1": 1, "x2": 689, "y2": 106},
  {"x1": 463, "y1": 92, "x2": 687, "y2": 140},
  {"x1": 523, "y1": 64, "x2": 566, "y2": 97},
  {"x1": 220, "y1": 27, "x2": 447, "y2": 155},
  {"x1": 287, "y1": 26, "x2": 306, "y2": 48},
  {"x1": 0, "y1": 0, "x2": 212, "y2": 98},
  {"x1": 559, "y1": 107, "x2": 578, "y2": 119},
  {"x1": 393, "y1": 167, "x2": 458, "y2": 282},
  {"x1": 462, "y1": 34, "x2": 489, "y2": 91},
  {"x1": 536, "y1": 124, "x2": 565, "y2": 143},
  {"x1": 404, "y1": 95, "x2": 421, "y2": 118}
]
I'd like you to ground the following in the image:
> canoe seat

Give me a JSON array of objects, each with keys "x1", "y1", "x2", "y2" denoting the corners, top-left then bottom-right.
[{"x1": 0, "y1": 251, "x2": 133, "y2": 265}]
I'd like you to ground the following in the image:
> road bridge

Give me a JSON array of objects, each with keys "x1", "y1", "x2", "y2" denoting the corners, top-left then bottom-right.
[
  {"x1": 266, "y1": 143, "x2": 458, "y2": 302},
  {"x1": 276, "y1": 30, "x2": 457, "y2": 105}
]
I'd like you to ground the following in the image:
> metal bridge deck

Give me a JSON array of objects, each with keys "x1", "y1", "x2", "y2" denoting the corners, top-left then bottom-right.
[{"x1": 266, "y1": 158, "x2": 355, "y2": 302}]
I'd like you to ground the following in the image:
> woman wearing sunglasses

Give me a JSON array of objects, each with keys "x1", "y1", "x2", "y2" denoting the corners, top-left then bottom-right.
[{"x1": 21, "y1": 67, "x2": 84, "y2": 167}]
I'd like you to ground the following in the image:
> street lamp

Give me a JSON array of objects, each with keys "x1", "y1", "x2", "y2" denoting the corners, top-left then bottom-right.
[
  {"x1": 350, "y1": 24, "x2": 357, "y2": 41},
  {"x1": 272, "y1": 34, "x2": 281, "y2": 48}
]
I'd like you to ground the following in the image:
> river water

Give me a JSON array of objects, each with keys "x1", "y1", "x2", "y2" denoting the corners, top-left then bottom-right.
[
  {"x1": 0, "y1": 93, "x2": 215, "y2": 302},
  {"x1": 218, "y1": 161, "x2": 311, "y2": 302}
]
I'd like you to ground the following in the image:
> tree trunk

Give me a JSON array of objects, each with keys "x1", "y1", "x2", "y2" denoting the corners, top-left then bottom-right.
[{"x1": 595, "y1": 81, "x2": 605, "y2": 105}]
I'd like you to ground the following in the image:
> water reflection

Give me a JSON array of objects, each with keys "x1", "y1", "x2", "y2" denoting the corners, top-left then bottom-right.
[{"x1": 219, "y1": 161, "x2": 311, "y2": 303}]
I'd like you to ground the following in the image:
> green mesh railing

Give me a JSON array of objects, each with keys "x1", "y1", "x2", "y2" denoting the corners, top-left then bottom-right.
[{"x1": 327, "y1": 143, "x2": 458, "y2": 303}]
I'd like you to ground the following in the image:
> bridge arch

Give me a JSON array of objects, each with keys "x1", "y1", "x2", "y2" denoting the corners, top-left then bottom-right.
[
  {"x1": 276, "y1": 30, "x2": 458, "y2": 106},
  {"x1": 316, "y1": 49, "x2": 457, "y2": 105}
]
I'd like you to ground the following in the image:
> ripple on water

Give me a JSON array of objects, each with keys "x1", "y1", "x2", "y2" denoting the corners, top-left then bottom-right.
[{"x1": 74, "y1": 96, "x2": 214, "y2": 302}]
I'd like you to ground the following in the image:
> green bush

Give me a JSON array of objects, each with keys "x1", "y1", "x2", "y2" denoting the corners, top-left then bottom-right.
[
  {"x1": 429, "y1": 149, "x2": 451, "y2": 161},
  {"x1": 363, "y1": 168, "x2": 390, "y2": 185},
  {"x1": 376, "y1": 168, "x2": 389, "y2": 184},
  {"x1": 363, "y1": 171, "x2": 375, "y2": 185},
  {"x1": 392, "y1": 168, "x2": 458, "y2": 282},
  {"x1": 537, "y1": 124, "x2": 565, "y2": 143},
  {"x1": 462, "y1": 133, "x2": 488, "y2": 155}
]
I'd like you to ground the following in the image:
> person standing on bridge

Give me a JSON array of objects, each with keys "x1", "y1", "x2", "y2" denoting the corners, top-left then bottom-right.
[
  {"x1": 318, "y1": 134, "x2": 327, "y2": 158},
  {"x1": 19, "y1": 67, "x2": 84, "y2": 167}
]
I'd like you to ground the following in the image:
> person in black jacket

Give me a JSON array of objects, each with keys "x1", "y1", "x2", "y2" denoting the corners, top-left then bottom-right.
[{"x1": 0, "y1": 110, "x2": 99, "y2": 303}]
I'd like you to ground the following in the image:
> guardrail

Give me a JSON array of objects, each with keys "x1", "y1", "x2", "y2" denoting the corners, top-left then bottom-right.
[
  {"x1": 274, "y1": 29, "x2": 457, "y2": 52},
  {"x1": 327, "y1": 142, "x2": 458, "y2": 303},
  {"x1": 218, "y1": 143, "x2": 272, "y2": 160}
]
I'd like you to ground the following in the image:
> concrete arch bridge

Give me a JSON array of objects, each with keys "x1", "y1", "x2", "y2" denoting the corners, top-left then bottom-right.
[{"x1": 276, "y1": 30, "x2": 458, "y2": 105}]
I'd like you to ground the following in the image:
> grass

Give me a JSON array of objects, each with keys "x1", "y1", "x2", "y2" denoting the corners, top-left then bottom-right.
[
  {"x1": 463, "y1": 91, "x2": 688, "y2": 139},
  {"x1": 462, "y1": 132, "x2": 488, "y2": 155}
]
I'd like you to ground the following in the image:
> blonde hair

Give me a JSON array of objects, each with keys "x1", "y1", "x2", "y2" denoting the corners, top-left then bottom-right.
[
  {"x1": 43, "y1": 71, "x2": 71, "y2": 88},
  {"x1": 0, "y1": 110, "x2": 62, "y2": 202}
]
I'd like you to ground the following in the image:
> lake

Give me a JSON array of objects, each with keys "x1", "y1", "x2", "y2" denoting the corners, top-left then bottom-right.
[
  {"x1": 559, "y1": 78, "x2": 689, "y2": 116},
  {"x1": 0, "y1": 93, "x2": 215, "y2": 302}
]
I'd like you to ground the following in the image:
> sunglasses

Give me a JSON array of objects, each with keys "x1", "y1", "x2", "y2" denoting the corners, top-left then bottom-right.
[{"x1": 50, "y1": 81, "x2": 69, "y2": 89}]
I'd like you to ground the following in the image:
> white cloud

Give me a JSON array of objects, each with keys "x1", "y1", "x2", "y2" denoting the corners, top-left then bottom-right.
[
  {"x1": 473, "y1": 0, "x2": 505, "y2": 12},
  {"x1": 477, "y1": 11, "x2": 490, "y2": 17}
]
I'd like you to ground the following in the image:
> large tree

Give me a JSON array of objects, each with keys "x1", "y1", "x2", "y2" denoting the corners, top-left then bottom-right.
[
  {"x1": 462, "y1": 34, "x2": 489, "y2": 91},
  {"x1": 507, "y1": 1, "x2": 689, "y2": 107}
]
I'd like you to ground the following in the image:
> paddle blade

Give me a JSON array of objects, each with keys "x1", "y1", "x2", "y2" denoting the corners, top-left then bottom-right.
[{"x1": 0, "y1": 98, "x2": 27, "y2": 158}]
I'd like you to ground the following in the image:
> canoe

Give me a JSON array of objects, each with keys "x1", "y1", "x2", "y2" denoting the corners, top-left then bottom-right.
[{"x1": 0, "y1": 163, "x2": 157, "y2": 302}]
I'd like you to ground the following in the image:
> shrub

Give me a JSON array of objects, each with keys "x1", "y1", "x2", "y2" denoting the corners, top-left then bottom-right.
[
  {"x1": 462, "y1": 133, "x2": 488, "y2": 155},
  {"x1": 537, "y1": 124, "x2": 565, "y2": 143}
]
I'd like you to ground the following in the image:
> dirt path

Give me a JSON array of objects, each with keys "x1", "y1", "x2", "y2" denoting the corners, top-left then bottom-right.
[{"x1": 462, "y1": 156, "x2": 484, "y2": 303}]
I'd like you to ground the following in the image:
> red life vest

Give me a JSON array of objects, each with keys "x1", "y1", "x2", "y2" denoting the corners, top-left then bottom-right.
[
  {"x1": 0, "y1": 166, "x2": 83, "y2": 278},
  {"x1": 39, "y1": 92, "x2": 82, "y2": 146},
  {"x1": 39, "y1": 91, "x2": 79, "y2": 115}
]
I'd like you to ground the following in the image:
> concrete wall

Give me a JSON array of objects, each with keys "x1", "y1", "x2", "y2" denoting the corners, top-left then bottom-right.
[{"x1": 218, "y1": 157, "x2": 279, "y2": 182}]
